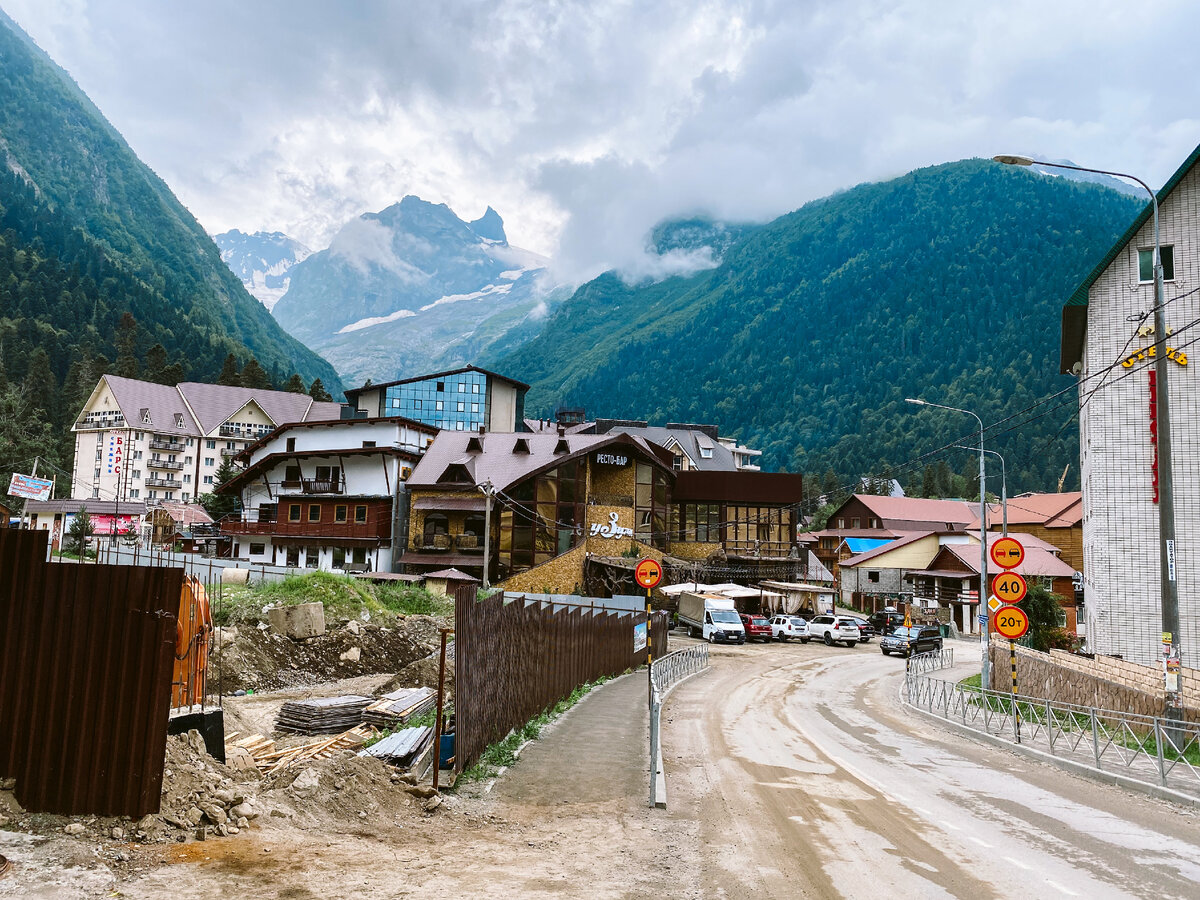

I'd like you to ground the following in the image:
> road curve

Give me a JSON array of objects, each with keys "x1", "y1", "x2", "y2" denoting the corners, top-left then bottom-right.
[{"x1": 661, "y1": 638, "x2": 1200, "y2": 899}]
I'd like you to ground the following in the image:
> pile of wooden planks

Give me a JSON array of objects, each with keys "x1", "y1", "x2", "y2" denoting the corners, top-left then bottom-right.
[
  {"x1": 362, "y1": 687, "x2": 437, "y2": 729},
  {"x1": 359, "y1": 725, "x2": 433, "y2": 769},
  {"x1": 225, "y1": 725, "x2": 375, "y2": 775}
]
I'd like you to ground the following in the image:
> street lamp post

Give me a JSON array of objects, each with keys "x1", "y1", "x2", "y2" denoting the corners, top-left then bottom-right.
[
  {"x1": 907, "y1": 398, "x2": 989, "y2": 687},
  {"x1": 994, "y1": 154, "x2": 1181, "y2": 724},
  {"x1": 957, "y1": 446, "x2": 1007, "y2": 536}
]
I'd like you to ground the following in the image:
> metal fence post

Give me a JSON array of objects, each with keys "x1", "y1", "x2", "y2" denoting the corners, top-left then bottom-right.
[
  {"x1": 1155, "y1": 719, "x2": 1168, "y2": 786},
  {"x1": 649, "y1": 688, "x2": 660, "y2": 808},
  {"x1": 1091, "y1": 709, "x2": 1101, "y2": 768}
]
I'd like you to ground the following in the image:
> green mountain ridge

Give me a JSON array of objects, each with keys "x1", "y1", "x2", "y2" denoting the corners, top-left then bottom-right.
[
  {"x1": 0, "y1": 8, "x2": 342, "y2": 486},
  {"x1": 492, "y1": 160, "x2": 1143, "y2": 494}
]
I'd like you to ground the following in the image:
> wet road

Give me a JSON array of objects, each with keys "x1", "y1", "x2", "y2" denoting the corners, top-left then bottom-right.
[{"x1": 662, "y1": 638, "x2": 1200, "y2": 899}]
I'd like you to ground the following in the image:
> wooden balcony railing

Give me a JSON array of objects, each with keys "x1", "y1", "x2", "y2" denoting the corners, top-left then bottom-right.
[{"x1": 221, "y1": 520, "x2": 389, "y2": 540}]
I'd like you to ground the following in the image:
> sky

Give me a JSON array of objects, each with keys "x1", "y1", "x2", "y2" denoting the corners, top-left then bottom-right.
[{"x1": 6, "y1": 0, "x2": 1200, "y2": 282}]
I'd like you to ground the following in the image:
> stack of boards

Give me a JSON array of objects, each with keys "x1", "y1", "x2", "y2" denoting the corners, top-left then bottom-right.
[
  {"x1": 275, "y1": 695, "x2": 373, "y2": 734},
  {"x1": 359, "y1": 725, "x2": 434, "y2": 769},
  {"x1": 362, "y1": 687, "x2": 437, "y2": 729}
]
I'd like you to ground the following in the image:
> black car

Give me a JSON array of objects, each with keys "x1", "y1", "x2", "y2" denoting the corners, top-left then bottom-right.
[
  {"x1": 845, "y1": 616, "x2": 875, "y2": 642},
  {"x1": 868, "y1": 610, "x2": 906, "y2": 635},
  {"x1": 879, "y1": 625, "x2": 943, "y2": 657}
]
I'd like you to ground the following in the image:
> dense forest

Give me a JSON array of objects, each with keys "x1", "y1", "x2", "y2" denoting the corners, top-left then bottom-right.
[
  {"x1": 0, "y1": 9, "x2": 342, "y2": 494},
  {"x1": 495, "y1": 160, "x2": 1144, "y2": 499}
]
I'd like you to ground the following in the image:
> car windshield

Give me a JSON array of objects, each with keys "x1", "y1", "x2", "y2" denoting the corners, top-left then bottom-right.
[
  {"x1": 711, "y1": 610, "x2": 741, "y2": 624},
  {"x1": 750, "y1": 617, "x2": 768, "y2": 626},
  {"x1": 889, "y1": 626, "x2": 915, "y2": 638}
]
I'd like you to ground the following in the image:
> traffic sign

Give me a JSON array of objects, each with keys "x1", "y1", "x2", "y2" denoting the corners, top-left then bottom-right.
[
  {"x1": 992, "y1": 606, "x2": 1030, "y2": 640},
  {"x1": 987, "y1": 596, "x2": 1002, "y2": 613},
  {"x1": 990, "y1": 536, "x2": 1025, "y2": 570},
  {"x1": 991, "y1": 571, "x2": 1028, "y2": 605},
  {"x1": 977, "y1": 613, "x2": 988, "y2": 624},
  {"x1": 634, "y1": 557, "x2": 663, "y2": 590}
]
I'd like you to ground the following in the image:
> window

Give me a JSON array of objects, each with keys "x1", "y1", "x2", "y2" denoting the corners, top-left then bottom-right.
[
  {"x1": 332, "y1": 547, "x2": 346, "y2": 568},
  {"x1": 289, "y1": 504, "x2": 302, "y2": 522},
  {"x1": 851, "y1": 518, "x2": 860, "y2": 528},
  {"x1": 284, "y1": 465, "x2": 301, "y2": 483},
  {"x1": 472, "y1": 383, "x2": 480, "y2": 394},
  {"x1": 133, "y1": 450, "x2": 143, "y2": 460},
  {"x1": 335, "y1": 505, "x2": 348, "y2": 523},
  {"x1": 287, "y1": 437, "x2": 296, "y2": 452},
  {"x1": 436, "y1": 381, "x2": 445, "y2": 392},
  {"x1": 249, "y1": 543, "x2": 265, "y2": 555},
  {"x1": 868, "y1": 571, "x2": 880, "y2": 583},
  {"x1": 635, "y1": 461, "x2": 670, "y2": 550},
  {"x1": 129, "y1": 489, "x2": 139, "y2": 498},
  {"x1": 141, "y1": 408, "x2": 152, "y2": 424},
  {"x1": 135, "y1": 431, "x2": 144, "y2": 441},
  {"x1": 423, "y1": 513, "x2": 449, "y2": 542},
  {"x1": 203, "y1": 475, "x2": 214, "y2": 485},
  {"x1": 459, "y1": 382, "x2": 467, "y2": 393},
  {"x1": 456, "y1": 422, "x2": 465, "y2": 431},
  {"x1": 1139, "y1": 245, "x2": 1175, "y2": 283},
  {"x1": 132, "y1": 470, "x2": 141, "y2": 480},
  {"x1": 305, "y1": 547, "x2": 320, "y2": 568},
  {"x1": 226, "y1": 441, "x2": 236, "y2": 450},
  {"x1": 355, "y1": 505, "x2": 367, "y2": 523},
  {"x1": 96, "y1": 448, "x2": 103, "y2": 460},
  {"x1": 286, "y1": 547, "x2": 299, "y2": 567},
  {"x1": 183, "y1": 474, "x2": 191, "y2": 483},
  {"x1": 457, "y1": 401, "x2": 465, "y2": 412},
  {"x1": 174, "y1": 413, "x2": 184, "y2": 428},
  {"x1": 362, "y1": 440, "x2": 376, "y2": 448},
  {"x1": 308, "y1": 504, "x2": 321, "y2": 522},
  {"x1": 392, "y1": 397, "x2": 401, "y2": 409},
  {"x1": 699, "y1": 446, "x2": 713, "y2": 459},
  {"x1": 471, "y1": 403, "x2": 479, "y2": 413},
  {"x1": 836, "y1": 518, "x2": 845, "y2": 528},
  {"x1": 259, "y1": 504, "x2": 278, "y2": 523},
  {"x1": 353, "y1": 547, "x2": 367, "y2": 565},
  {"x1": 206, "y1": 440, "x2": 216, "y2": 449},
  {"x1": 435, "y1": 400, "x2": 444, "y2": 411},
  {"x1": 184, "y1": 455, "x2": 192, "y2": 464},
  {"x1": 205, "y1": 457, "x2": 215, "y2": 466},
  {"x1": 94, "y1": 467, "x2": 101, "y2": 479},
  {"x1": 182, "y1": 492, "x2": 189, "y2": 502}
]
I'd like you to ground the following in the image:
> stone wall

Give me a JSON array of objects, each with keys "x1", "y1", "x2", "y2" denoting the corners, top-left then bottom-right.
[{"x1": 987, "y1": 639, "x2": 1200, "y2": 722}]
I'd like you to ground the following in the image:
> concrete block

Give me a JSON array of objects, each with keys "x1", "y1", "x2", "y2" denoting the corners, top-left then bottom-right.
[
  {"x1": 267, "y1": 602, "x2": 326, "y2": 639},
  {"x1": 222, "y1": 567, "x2": 250, "y2": 586}
]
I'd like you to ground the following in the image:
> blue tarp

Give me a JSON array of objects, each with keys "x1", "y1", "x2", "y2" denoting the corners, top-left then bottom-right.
[{"x1": 843, "y1": 538, "x2": 891, "y2": 554}]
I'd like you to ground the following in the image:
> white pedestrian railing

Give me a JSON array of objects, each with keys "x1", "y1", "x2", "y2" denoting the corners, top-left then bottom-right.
[
  {"x1": 905, "y1": 646, "x2": 954, "y2": 675},
  {"x1": 649, "y1": 645, "x2": 710, "y2": 808},
  {"x1": 905, "y1": 658, "x2": 1200, "y2": 800}
]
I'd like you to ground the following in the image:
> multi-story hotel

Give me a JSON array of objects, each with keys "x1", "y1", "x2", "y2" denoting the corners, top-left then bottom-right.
[
  {"x1": 344, "y1": 365, "x2": 528, "y2": 433},
  {"x1": 1062, "y1": 141, "x2": 1200, "y2": 666},
  {"x1": 71, "y1": 375, "x2": 342, "y2": 505}
]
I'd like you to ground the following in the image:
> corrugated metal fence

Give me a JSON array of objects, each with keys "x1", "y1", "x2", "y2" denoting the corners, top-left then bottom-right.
[
  {"x1": 0, "y1": 529, "x2": 182, "y2": 816},
  {"x1": 454, "y1": 589, "x2": 668, "y2": 773}
]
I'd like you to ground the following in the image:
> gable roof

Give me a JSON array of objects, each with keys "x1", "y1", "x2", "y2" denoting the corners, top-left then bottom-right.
[
  {"x1": 969, "y1": 492, "x2": 1083, "y2": 529},
  {"x1": 178, "y1": 382, "x2": 341, "y2": 434},
  {"x1": 836, "y1": 494, "x2": 977, "y2": 527},
  {"x1": 93, "y1": 375, "x2": 200, "y2": 436},
  {"x1": 841, "y1": 531, "x2": 938, "y2": 567},
  {"x1": 592, "y1": 424, "x2": 740, "y2": 471},
  {"x1": 1060, "y1": 142, "x2": 1200, "y2": 372}
]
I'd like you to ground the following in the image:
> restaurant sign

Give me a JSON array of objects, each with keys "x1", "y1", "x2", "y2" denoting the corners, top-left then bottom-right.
[
  {"x1": 595, "y1": 452, "x2": 629, "y2": 466},
  {"x1": 590, "y1": 511, "x2": 634, "y2": 539}
]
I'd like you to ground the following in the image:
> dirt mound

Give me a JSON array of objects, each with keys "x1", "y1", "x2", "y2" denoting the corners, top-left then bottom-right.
[
  {"x1": 378, "y1": 654, "x2": 455, "y2": 700},
  {"x1": 212, "y1": 614, "x2": 444, "y2": 693}
]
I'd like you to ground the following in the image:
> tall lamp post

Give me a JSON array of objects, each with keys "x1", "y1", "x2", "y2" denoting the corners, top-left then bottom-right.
[
  {"x1": 907, "y1": 398, "x2": 989, "y2": 687},
  {"x1": 994, "y1": 154, "x2": 1181, "y2": 725},
  {"x1": 957, "y1": 446, "x2": 1007, "y2": 537}
]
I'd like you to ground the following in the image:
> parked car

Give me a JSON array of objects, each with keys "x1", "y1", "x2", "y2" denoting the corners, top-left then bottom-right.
[
  {"x1": 845, "y1": 615, "x2": 875, "y2": 642},
  {"x1": 808, "y1": 615, "x2": 861, "y2": 647},
  {"x1": 740, "y1": 613, "x2": 774, "y2": 643},
  {"x1": 879, "y1": 625, "x2": 944, "y2": 657},
  {"x1": 868, "y1": 609, "x2": 906, "y2": 634},
  {"x1": 768, "y1": 615, "x2": 810, "y2": 643}
]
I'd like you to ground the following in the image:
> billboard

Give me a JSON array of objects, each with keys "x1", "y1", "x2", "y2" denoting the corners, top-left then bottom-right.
[{"x1": 7, "y1": 473, "x2": 53, "y2": 502}]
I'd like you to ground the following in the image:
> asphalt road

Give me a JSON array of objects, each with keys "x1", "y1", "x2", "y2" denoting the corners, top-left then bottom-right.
[{"x1": 662, "y1": 636, "x2": 1200, "y2": 899}]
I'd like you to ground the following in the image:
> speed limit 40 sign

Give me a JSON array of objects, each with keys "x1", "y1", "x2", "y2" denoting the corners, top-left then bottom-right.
[{"x1": 991, "y1": 571, "x2": 1028, "y2": 605}]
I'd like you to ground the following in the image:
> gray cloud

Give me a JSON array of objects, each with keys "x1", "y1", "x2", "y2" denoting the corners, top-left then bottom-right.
[{"x1": 6, "y1": 0, "x2": 1200, "y2": 283}]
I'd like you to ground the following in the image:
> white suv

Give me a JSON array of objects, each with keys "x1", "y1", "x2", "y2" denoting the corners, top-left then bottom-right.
[
  {"x1": 769, "y1": 615, "x2": 810, "y2": 643},
  {"x1": 808, "y1": 615, "x2": 861, "y2": 647}
]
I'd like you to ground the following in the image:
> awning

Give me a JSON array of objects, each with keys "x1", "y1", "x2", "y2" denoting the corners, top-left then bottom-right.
[{"x1": 413, "y1": 496, "x2": 486, "y2": 511}]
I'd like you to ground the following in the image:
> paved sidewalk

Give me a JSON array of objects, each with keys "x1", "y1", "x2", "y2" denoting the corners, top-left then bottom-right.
[{"x1": 489, "y1": 671, "x2": 650, "y2": 807}]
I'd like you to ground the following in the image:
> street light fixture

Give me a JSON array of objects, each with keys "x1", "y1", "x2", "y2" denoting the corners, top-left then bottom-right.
[
  {"x1": 956, "y1": 446, "x2": 1007, "y2": 537},
  {"x1": 907, "y1": 398, "x2": 989, "y2": 686},
  {"x1": 994, "y1": 153, "x2": 1181, "y2": 725}
]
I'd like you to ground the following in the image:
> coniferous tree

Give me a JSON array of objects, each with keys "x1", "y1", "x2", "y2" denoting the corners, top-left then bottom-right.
[
  {"x1": 217, "y1": 354, "x2": 241, "y2": 386},
  {"x1": 67, "y1": 506, "x2": 94, "y2": 557},
  {"x1": 200, "y1": 457, "x2": 241, "y2": 520},
  {"x1": 144, "y1": 343, "x2": 170, "y2": 384},
  {"x1": 115, "y1": 312, "x2": 140, "y2": 378},
  {"x1": 284, "y1": 373, "x2": 306, "y2": 394},
  {"x1": 308, "y1": 378, "x2": 333, "y2": 402},
  {"x1": 239, "y1": 358, "x2": 271, "y2": 390}
]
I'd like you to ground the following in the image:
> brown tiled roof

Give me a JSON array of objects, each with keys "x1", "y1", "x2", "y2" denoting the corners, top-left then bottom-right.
[
  {"x1": 423, "y1": 568, "x2": 479, "y2": 582},
  {"x1": 155, "y1": 502, "x2": 214, "y2": 526},
  {"x1": 943, "y1": 541, "x2": 1075, "y2": 578},
  {"x1": 407, "y1": 431, "x2": 670, "y2": 494},
  {"x1": 848, "y1": 494, "x2": 977, "y2": 525}
]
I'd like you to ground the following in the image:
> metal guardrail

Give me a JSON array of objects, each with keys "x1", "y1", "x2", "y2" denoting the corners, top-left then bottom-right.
[
  {"x1": 649, "y1": 644, "x2": 710, "y2": 808},
  {"x1": 906, "y1": 658, "x2": 1200, "y2": 800},
  {"x1": 905, "y1": 646, "x2": 954, "y2": 676}
]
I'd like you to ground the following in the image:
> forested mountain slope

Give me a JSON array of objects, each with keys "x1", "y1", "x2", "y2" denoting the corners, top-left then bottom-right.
[{"x1": 494, "y1": 160, "x2": 1142, "y2": 492}]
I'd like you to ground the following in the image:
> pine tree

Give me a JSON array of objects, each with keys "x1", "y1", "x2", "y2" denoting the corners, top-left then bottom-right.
[
  {"x1": 200, "y1": 457, "x2": 241, "y2": 519},
  {"x1": 144, "y1": 343, "x2": 170, "y2": 384},
  {"x1": 217, "y1": 353, "x2": 241, "y2": 386},
  {"x1": 921, "y1": 465, "x2": 937, "y2": 498},
  {"x1": 67, "y1": 506, "x2": 94, "y2": 557},
  {"x1": 284, "y1": 374, "x2": 306, "y2": 394},
  {"x1": 308, "y1": 378, "x2": 333, "y2": 402},
  {"x1": 240, "y1": 357, "x2": 271, "y2": 390},
  {"x1": 115, "y1": 312, "x2": 140, "y2": 378}
]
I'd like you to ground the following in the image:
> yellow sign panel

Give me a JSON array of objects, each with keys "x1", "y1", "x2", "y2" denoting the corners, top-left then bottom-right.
[
  {"x1": 991, "y1": 571, "x2": 1028, "y2": 605},
  {"x1": 992, "y1": 607, "x2": 1030, "y2": 640}
]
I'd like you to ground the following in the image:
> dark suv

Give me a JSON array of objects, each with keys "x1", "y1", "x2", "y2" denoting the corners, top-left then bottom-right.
[
  {"x1": 868, "y1": 610, "x2": 906, "y2": 635},
  {"x1": 879, "y1": 625, "x2": 943, "y2": 657}
]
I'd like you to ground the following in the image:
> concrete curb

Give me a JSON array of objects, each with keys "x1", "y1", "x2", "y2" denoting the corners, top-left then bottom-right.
[
  {"x1": 651, "y1": 661, "x2": 713, "y2": 810},
  {"x1": 900, "y1": 679, "x2": 1200, "y2": 810}
]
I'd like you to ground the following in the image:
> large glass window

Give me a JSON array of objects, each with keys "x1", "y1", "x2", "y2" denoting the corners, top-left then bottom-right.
[
  {"x1": 382, "y1": 370, "x2": 490, "y2": 430},
  {"x1": 635, "y1": 462, "x2": 670, "y2": 550},
  {"x1": 676, "y1": 503, "x2": 720, "y2": 542},
  {"x1": 496, "y1": 459, "x2": 583, "y2": 576},
  {"x1": 725, "y1": 506, "x2": 792, "y2": 555},
  {"x1": 1139, "y1": 245, "x2": 1175, "y2": 283}
]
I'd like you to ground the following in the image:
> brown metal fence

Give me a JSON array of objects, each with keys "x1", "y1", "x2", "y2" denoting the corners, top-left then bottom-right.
[
  {"x1": 0, "y1": 529, "x2": 183, "y2": 816},
  {"x1": 454, "y1": 589, "x2": 668, "y2": 773}
]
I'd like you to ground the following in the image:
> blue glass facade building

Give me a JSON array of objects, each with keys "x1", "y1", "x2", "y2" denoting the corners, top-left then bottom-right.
[{"x1": 384, "y1": 370, "x2": 489, "y2": 432}]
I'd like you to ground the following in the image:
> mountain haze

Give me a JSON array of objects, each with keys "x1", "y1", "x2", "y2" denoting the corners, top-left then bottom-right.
[
  {"x1": 0, "y1": 9, "x2": 342, "y2": 391},
  {"x1": 271, "y1": 196, "x2": 563, "y2": 385},
  {"x1": 493, "y1": 160, "x2": 1143, "y2": 493}
]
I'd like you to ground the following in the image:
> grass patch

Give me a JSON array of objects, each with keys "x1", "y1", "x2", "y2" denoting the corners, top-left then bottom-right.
[
  {"x1": 959, "y1": 673, "x2": 982, "y2": 691},
  {"x1": 456, "y1": 675, "x2": 615, "y2": 784},
  {"x1": 210, "y1": 571, "x2": 449, "y2": 626},
  {"x1": 53, "y1": 548, "x2": 96, "y2": 561}
]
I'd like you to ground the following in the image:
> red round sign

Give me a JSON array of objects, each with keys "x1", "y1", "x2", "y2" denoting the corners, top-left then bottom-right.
[
  {"x1": 990, "y1": 536, "x2": 1025, "y2": 570},
  {"x1": 992, "y1": 606, "x2": 1030, "y2": 640},
  {"x1": 991, "y1": 571, "x2": 1028, "y2": 605},
  {"x1": 634, "y1": 557, "x2": 663, "y2": 589}
]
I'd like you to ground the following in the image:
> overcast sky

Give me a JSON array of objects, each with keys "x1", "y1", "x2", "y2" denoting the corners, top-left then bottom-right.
[{"x1": 6, "y1": 0, "x2": 1200, "y2": 281}]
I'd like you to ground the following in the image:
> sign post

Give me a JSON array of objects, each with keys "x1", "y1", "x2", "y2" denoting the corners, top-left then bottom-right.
[
  {"x1": 991, "y1": 606, "x2": 1030, "y2": 744},
  {"x1": 635, "y1": 558, "x2": 664, "y2": 693}
]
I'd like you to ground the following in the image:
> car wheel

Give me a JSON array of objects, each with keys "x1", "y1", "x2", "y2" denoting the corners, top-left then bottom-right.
[
  {"x1": 881, "y1": 648, "x2": 890, "y2": 655},
  {"x1": 708, "y1": 633, "x2": 717, "y2": 644},
  {"x1": 801, "y1": 638, "x2": 810, "y2": 644},
  {"x1": 845, "y1": 641, "x2": 857, "y2": 648},
  {"x1": 823, "y1": 633, "x2": 833, "y2": 646},
  {"x1": 779, "y1": 634, "x2": 788, "y2": 642}
]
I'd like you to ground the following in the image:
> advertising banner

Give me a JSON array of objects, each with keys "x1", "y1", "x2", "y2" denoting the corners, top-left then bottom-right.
[{"x1": 7, "y1": 473, "x2": 53, "y2": 502}]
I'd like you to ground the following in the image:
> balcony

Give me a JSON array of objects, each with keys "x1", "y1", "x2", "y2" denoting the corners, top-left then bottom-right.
[
  {"x1": 150, "y1": 438, "x2": 185, "y2": 452},
  {"x1": 300, "y1": 478, "x2": 343, "y2": 495},
  {"x1": 146, "y1": 458, "x2": 184, "y2": 470},
  {"x1": 221, "y1": 448, "x2": 241, "y2": 457},
  {"x1": 145, "y1": 476, "x2": 180, "y2": 488},
  {"x1": 75, "y1": 414, "x2": 126, "y2": 431},
  {"x1": 222, "y1": 519, "x2": 389, "y2": 540},
  {"x1": 725, "y1": 540, "x2": 796, "y2": 558}
]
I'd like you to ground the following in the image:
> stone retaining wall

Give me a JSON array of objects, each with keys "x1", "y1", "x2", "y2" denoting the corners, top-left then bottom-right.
[{"x1": 988, "y1": 639, "x2": 1200, "y2": 722}]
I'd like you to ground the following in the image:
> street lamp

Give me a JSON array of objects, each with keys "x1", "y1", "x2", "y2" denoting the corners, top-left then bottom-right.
[
  {"x1": 994, "y1": 154, "x2": 1181, "y2": 725},
  {"x1": 907, "y1": 398, "x2": 989, "y2": 686},
  {"x1": 956, "y1": 446, "x2": 1007, "y2": 537}
]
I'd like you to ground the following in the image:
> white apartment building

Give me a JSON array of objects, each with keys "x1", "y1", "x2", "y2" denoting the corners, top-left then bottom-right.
[
  {"x1": 219, "y1": 417, "x2": 437, "y2": 572},
  {"x1": 1063, "y1": 142, "x2": 1200, "y2": 666},
  {"x1": 71, "y1": 375, "x2": 343, "y2": 506}
]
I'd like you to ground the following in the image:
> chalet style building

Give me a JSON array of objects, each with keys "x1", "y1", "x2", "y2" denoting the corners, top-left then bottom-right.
[
  {"x1": 1062, "y1": 141, "x2": 1200, "y2": 665},
  {"x1": 218, "y1": 416, "x2": 437, "y2": 572},
  {"x1": 70, "y1": 375, "x2": 342, "y2": 505}
]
